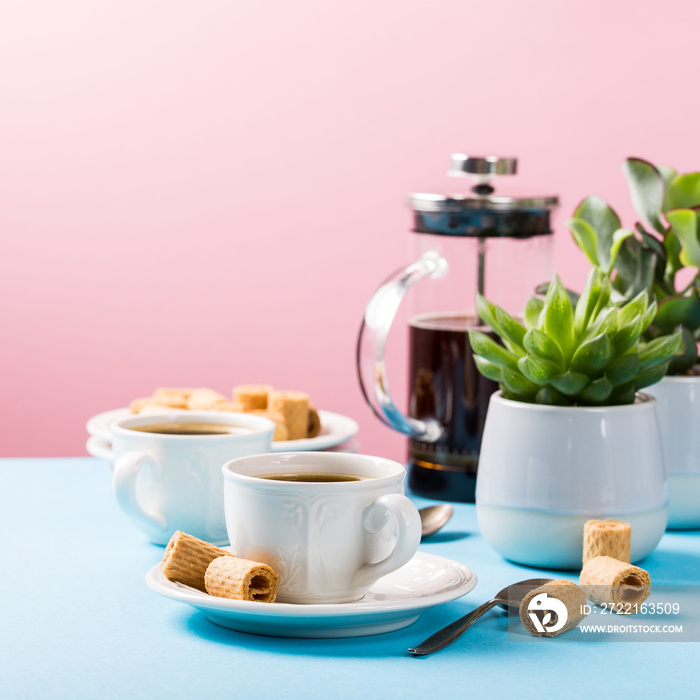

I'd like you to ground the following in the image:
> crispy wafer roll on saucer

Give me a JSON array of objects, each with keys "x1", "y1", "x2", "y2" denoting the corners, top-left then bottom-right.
[
  {"x1": 233, "y1": 384, "x2": 272, "y2": 411},
  {"x1": 519, "y1": 580, "x2": 587, "y2": 637},
  {"x1": 579, "y1": 556, "x2": 651, "y2": 611},
  {"x1": 583, "y1": 519, "x2": 631, "y2": 564},
  {"x1": 268, "y1": 390, "x2": 309, "y2": 440},
  {"x1": 205, "y1": 556, "x2": 280, "y2": 602},
  {"x1": 161, "y1": 531, "x2": 233, "y2": 592}
]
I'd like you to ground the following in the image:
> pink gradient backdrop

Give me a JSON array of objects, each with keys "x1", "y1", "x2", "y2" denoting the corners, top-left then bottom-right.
[{"x1": 2, "y1": 0, "x2": 699, "y2": 459}]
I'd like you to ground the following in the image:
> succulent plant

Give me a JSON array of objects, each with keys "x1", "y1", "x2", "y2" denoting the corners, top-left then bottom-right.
[
  {"x1": 469, "y1": 267, "x2": 682, "y2": 406},
  {"x1": 567, "y1": 157, "x2": 700, "y2": 374}
]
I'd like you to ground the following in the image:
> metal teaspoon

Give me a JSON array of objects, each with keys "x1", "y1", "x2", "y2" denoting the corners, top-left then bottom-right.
[
  {"x1": 408, "y1": 578, "x2": 554, "y2": 656},
  {"x1": 418, "y1": 505, "x2": 454, "y2": 538}
]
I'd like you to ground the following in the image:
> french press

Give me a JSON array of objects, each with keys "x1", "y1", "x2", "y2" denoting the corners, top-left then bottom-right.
[{"x1": 357, "y1": 155, "x2": 558, "y2": 502}]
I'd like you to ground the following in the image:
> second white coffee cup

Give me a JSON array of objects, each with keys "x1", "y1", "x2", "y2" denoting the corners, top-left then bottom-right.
[{"x1": 222, "y1": 452, "x2": 422, "y2": 604}]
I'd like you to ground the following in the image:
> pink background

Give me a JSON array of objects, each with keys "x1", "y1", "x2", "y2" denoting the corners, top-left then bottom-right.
[{"x1": 2, "y1": 0, "x2": 699, "y2": 459}]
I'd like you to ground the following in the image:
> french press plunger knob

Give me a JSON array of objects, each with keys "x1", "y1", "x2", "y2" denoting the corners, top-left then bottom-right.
[{"x1": 447, "y1": 155, "x2": 518, "y2": 194}]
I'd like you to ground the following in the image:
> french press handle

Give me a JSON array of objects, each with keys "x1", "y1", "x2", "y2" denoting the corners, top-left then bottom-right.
[{"x1": 356, "y1": 252, "x2": 447, "y2": 442}]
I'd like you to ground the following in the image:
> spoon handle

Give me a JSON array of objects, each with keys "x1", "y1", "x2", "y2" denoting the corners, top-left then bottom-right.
[{"x1": 408, "y1": 598, "x2": 500, "y2": 656}]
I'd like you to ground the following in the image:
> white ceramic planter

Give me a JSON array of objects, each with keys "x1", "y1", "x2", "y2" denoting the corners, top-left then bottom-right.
[
  {"x1": 646, "y1": 374, "x2": 700, "y2": 530},
  {"x1": 476, "y1": 392, "x2": 668, "y2": 570}
]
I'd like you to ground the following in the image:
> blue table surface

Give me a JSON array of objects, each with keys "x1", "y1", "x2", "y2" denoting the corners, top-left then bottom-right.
[{"x1": 2, "y1": 457, "x2": 700, "y2": 700}]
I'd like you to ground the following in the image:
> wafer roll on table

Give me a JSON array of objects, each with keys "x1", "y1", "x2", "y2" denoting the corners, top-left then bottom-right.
[
  {"x1": 583, "y1": 519, "x2": 631, "y2": 564},
  {"x1": 161, "y1": 531, "x2": 233, "y2": 592},
  {"x1": 519, "y1": 580, "x2": 587, "y2": 637},
  {"x1": 205, "y1": 556, "x2": 280, "y2": 602},
  {"x1": 579, "y1": 556, "x2": 651, "y2": 610}
]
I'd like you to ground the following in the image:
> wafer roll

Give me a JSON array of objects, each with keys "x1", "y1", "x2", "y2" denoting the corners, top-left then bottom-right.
[
  {"x1": 249, "y1": 410, "x2": 289, "y2": 441},
  {"x1": 233, "y1": 384, "x2": 272, "y2": 411},
  {"x1": 579, "y1": 556, "x2": 650, "y2": 611},
  {"x1": 519, "y1": 580, "x2": 587, "y2": 637},
  {"x1": 205, "y1": 556, "x2": 280, "y2": 602},
  {"x1": 210, "y1": 400, "x2": 245, "y2": 413},
  {"x1": 153, "y1": 388, "x2": 194, "y2": 406},
  {"x1": 187, "y1": 388, "x2": 229, "y2": 411},
  {"x1": 583, "y1": 519, "x2": 631, "y2": 564},
  {"x1": 307, "y1": 405, "x2": 321, "y2": 438},
  {"x1": 268, "y1": 390, "x2": 309, "y2": 440},
  {"x1": 161, "y1": 531, "x2": 233, "y2": 592}
]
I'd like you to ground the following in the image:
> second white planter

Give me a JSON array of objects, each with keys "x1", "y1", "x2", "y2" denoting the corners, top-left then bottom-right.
[
  {"x1": 646, "y1": 374, "x2": 700, "y2": 530},
  {"x1": 476, "y1": 392, "x2": 668, "y2": 570}
]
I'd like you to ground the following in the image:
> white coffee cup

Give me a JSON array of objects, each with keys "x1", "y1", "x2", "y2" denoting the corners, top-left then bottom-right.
[
  {"x1": 222, "y1": 452, "x2": 422, "y2": 604},
  {"x1": 112, "y1": 412, "x2": 275, "y2": 545}
]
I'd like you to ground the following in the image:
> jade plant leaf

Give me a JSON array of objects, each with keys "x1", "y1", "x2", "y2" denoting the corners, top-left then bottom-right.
[
  {"x1": 667, "y1": 326, "x2": 699, "y2": 375},
  {"x1": 660, "y1": 166, "x2": 678, "y2": 212},
  {"x1": 567, "y1": 218, "x2": 599, "y2": 267},
  {"x1": 668, "y1": 173, "x2": 700, "y2": 210},
  {"x1": 666, "y1": 208, "x2": 700, "y2": 269},
  {"x1": 622, "y1": 158, "x2": 666, "y2": 234},
  {"x1": 608, "y1": 228, "x2": 635, "y2": 274},
  {"x1": 573, "y1": 195, "x2": 622, "y2": 271},
  {"x1": 654, "y1": 293, "x2": 700, "y2": 333},
  {"x1": 613, "y1": 237, "x2": 657, "y2": 300}
]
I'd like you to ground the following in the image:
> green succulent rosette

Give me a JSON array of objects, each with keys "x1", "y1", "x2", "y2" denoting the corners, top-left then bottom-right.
[{"x1": 469, "y1": 269, "x2": 682, "y2": 406}]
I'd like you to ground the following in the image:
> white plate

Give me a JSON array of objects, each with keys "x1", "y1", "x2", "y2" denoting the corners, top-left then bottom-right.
[
  {"x1": 146, "y1": 551, "x2": 477, "y2": 638},
  {"x1": 86, "y1": 408, "x2": 359, "y2": 453}
]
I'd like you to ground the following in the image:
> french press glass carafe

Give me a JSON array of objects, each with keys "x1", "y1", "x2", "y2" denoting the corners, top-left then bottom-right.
[{"x1": 357, "y1": 155, "x2": 558, "y2": 502}]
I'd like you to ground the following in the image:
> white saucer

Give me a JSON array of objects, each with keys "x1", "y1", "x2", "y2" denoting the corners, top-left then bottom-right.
[
  {"x1": 87, "y1": 408, "x2": 359, "y2": 453},
  {"x1": 86, "y1": 436, "x2": 112, "y2": 460},
  {"x1": 146, "y1": 551, "x2": 477, "y2": 638}
]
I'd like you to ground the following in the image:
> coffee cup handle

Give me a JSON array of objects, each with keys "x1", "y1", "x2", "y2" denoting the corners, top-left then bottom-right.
[
  {"x1": 354, "y1": 494, "x2": 422, "y2": 589},
  {"x1": 113, "y1": 451, "x2": 168, "y2": 537}
]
